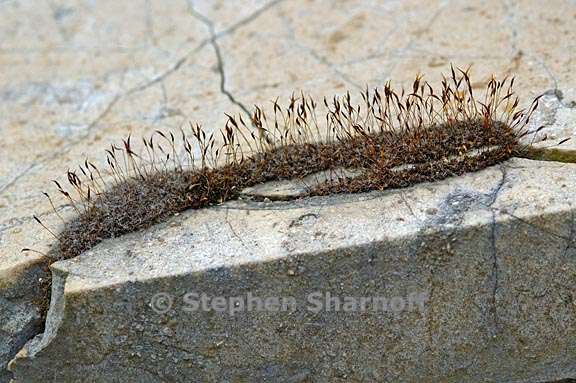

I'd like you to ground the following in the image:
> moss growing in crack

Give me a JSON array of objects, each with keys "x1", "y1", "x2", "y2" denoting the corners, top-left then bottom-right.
[
  {"x1": 26, "y1": 67, "x2": 542, "y2": 319},
  {"x1": 520, "y1": 147, "x2": 576, "y2": 163}
]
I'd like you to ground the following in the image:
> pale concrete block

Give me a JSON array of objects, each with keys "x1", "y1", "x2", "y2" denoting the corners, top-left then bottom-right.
[{"x1": 8, "y1": 158, "x2": 576, "y2": 382}]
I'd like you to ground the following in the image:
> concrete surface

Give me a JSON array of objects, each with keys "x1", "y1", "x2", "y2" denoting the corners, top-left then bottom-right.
[
  {"x1": 7, "y1": 158, "x2": 576, "y2": 382},
  {"x1": 2, "y1": 0, "x2": 576, "y2": 381}
]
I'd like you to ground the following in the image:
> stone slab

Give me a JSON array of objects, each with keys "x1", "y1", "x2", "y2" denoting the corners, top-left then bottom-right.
[
  {"x1": 2, "y1": 0, "x2": 576, "y2": 380},
  {"x1": 7, "y1": 158, "x2": 576, "y2": 382}
]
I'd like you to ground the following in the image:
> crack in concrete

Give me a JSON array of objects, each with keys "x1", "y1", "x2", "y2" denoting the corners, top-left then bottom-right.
[
  {"x1": 516, "y1": 89, "x2": 576, "y2": 163},
  {"x1": 496, "y1": 208, "x2": 571, "y2": 242},
  {"x1": 125, "y1": 52, "x2": 198, "y2": 96},
  {"x1": 3, "y1": 0, "x2": 282, "y2": 197},
  {"x1": 0, "y1": 208, "x2": 59, "y2": 238},
  {"x1": 6, "y1": 0, "x2": 576, "y2": 374},
  {"x1": 529, "y1": 60, "x2": 576, "y2": 112},
  {"x1": 0, "y1": 164, "x2": 36, "y2": 196},
  {"x1": 343, "y1": 48, "x2": 507, "y2": 67},
  {"x1": 297, "y1": 42, "x2": 363, "y2": 91},
  {"x1": 210, "y1": 35, "x2": 251, "y2": 117},
  {"x1": 480, "y1": 163, "x2": 572, "y2": 242},
  {"x1": 477, "y1": 167, "x2": 571, "y2": 242},
  {"x1": 213, "y1": 0, "x2": 285, "y2": 40},
  {"x1": 224, "y1": 206, "x2": 250, "y2": 250},
  {"x1": 500, "y1": 0, "x2": 556, "y2": 98},
  {"x1": 380, "y1": 0, "x2": 450, "y2": 85},
  {"x1": 399, "y1": 192, "x2": 420, "y2": 222},
  {"x1": 539, "y1": 60, "x2": 563, "y2": 95},
  {"x1": 125, "y1": 0, "x2": 285, "y2": 100},
  {"x1": 279, "y1": 17, "x2": 358, "y2": 88},
  {"x1": 486, "y1": 164, "x2": 508, "y2": 207},
  {"x1": 83, "y1": 94, "x2": 121, "y2": 135},
  {"x1": 518, "y1": 147, "x2": 576, "y2": 164},
  {"x1": 545, "y1": 86, "x2": 576, "y2": 110},
  {"x1": 274, "y1": 5, "x2": 364, "y2": 90},
  {"x1": 0, "y1": 92, "x2": 120, "y2": 198},
  {"x1": 483, "y1": 165, "x2": 505, "y2": 333},
  {"x1": 186, "y1": 2, "x2": 251, "y2": 117},
  {"x1": 4, "y1": 1, "x2": 576, "y2": 380},
  {"x1": 488, "y1": 210, "x2": 500, "y2": 337}
]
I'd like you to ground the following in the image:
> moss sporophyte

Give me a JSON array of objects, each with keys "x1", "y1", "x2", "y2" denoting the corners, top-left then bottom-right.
[{"x1": 26, "y1": 67, "x2": 545, "y2": 319}]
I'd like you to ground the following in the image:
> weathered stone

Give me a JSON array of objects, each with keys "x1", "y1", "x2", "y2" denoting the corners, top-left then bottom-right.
[
  {"x1": 7, "y1": 158, "x2": 576, "y2": 382},
  {"x1": 241, "y1": 168, "x2": 361, "y2": 200},
  {"x1": 2, "y1": 0, "x2": 576, "y2": 380},
  {"x1": 0, "y1": 298, "x2": 40, "y2": 383},
  {"x1": 0, "y1": 254, "x2": 46, "y2": 383},
  {"x1": 522, "y1": 90, "x2": 576, "y2": 162}
]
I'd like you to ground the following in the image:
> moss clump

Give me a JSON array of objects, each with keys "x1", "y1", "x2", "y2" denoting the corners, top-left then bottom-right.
[{"x1": 27, "y1": 67, "x2": 542, "y2": 319}]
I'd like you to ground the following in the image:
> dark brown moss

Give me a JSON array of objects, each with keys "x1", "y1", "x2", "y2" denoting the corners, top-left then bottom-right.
[{"x1": 28, "y1": 67, "x2": 541, "y2": 319}]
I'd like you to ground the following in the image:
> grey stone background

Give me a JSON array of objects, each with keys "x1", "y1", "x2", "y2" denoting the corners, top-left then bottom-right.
[
  {"x1": 2, "y1": 0, "x2": 576, "y2": 272},
  {"x1": 1, "y1": 0, "x2": 576, "y2": 382}
]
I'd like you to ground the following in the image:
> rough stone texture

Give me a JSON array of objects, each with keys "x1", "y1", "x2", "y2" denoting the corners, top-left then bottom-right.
[
  {"x1": 241, "y1": 168, "x2": 361, "y2": 200},
  {"x1": 0, "y1": 298, "x2": 40, "y2": 383},
  {"x1": 6, "y1": 158, "x2": 576, "y2": 382},
  {"x1": 2, "y1": 0, "x2": 576, "y2": 381},
  {"x1": 0, "y1": 252, "x2": 46, "y2": 383},
  {"x1": 522, "y1": 90, "x2": 576, "y2": 159}
]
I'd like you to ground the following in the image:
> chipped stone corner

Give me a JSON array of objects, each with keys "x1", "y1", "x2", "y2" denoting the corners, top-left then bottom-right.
[
  {"x1": 7, "y1": 265, "x2": 68, "y2": 379},
  {"x1": 0, "y1": 254, "x2": 49, "y2": 383}
]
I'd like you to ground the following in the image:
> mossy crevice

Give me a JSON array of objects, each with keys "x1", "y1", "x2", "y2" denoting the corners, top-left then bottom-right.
[
  {"x1": 26, "y1": 68, "x2": 541, "y2": 324},
  {"x1": 517, "y1": 147, "x2": 576, "y2": 164}
]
